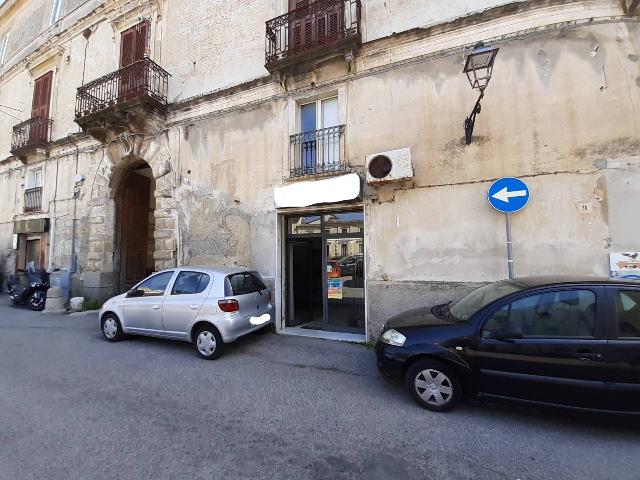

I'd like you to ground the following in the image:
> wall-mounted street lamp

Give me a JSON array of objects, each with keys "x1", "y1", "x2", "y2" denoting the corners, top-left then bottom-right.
[{"x1": 463, "y1": 43, "x2": 499, "y2": 145}]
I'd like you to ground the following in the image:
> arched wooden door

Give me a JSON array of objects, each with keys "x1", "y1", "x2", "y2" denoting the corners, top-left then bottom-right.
[{"x1": 116, "y1": 169, "x2": 151, "y2": 293}]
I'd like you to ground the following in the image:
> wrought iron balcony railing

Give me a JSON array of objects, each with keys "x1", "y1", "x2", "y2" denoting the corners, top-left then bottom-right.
[
  {"x1": 266, "y1": 0, "x2": 361, "y2": 71},
  {"x1": 11, "y1": 117, "x2": 53, "y2": 155},
  {"x1": 75, "y1": 58, "x2": 169, "y2": 121},
  {"x1": 290, "y1": 125, "x2": 346, "y2": 177},
  {"x1": 24, "y1": 187, "x2": 43, "y2": 213}
]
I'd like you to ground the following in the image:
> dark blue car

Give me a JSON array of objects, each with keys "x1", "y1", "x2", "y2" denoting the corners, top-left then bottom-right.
[{"x1": 376, "y1": 276, "x2": 640, "y2": 413}]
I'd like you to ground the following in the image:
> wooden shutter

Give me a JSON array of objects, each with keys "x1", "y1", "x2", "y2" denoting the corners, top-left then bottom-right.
[
  {"x1": 328, "y1": 10, "x2": 339, "y2": 39},
  {"x1": 120, "y1": 21, "x2": 149, "y2": 68},
  {"x1": 134, "y1": 21, "x2": 149, "y2": 62},
  {"x1": 317, "y1": 16, "x2": 326, "y2": 46},
  {"x1": 120, "y1": 28, "x2": 136, "y2": 68},
  {"x1": 291, "y1": 0, "x2": 309, "y2": 10},
  {"x1": 31, "y1": 71, "x2": 53, "y2": 119}
]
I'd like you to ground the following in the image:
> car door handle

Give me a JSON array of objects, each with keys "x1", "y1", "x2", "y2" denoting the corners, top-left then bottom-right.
[
  {"x1": 189, "y1": 305, "x2": 199, "y2": 310},
  {"x1": 152, "y1": 305, "x2": 160, "y2": 310},
  {"x1": 576, "y1": 350, "x2": 602, "y2": 361}
]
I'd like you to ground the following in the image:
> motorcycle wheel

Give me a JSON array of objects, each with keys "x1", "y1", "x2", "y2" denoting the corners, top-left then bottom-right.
[{"x1": 29, "y1": 292, "x2": 46, "y2": 311}]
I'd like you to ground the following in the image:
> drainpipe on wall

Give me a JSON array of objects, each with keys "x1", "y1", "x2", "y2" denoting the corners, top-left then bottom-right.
[
  {"x1": 48, "y1": 152, "x2": 60, "y2": 271},
  {"x1": 67, "y1": 134, "x2": 80, "y2": 274},
  {"x1": 66, "y1": 28, "x2": 91, "y2": 278}
]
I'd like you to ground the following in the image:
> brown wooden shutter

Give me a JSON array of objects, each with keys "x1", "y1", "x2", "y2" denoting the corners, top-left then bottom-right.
[
  {"x1": 120, "y1": 28, "x2": 136, "y2": 68},
  {"x1": 328, "y1": 11, "x2": 339, "y2": 39},
  {"x1": 134, "y1": 21, "x2": 149, "y2": 62},
  {"x1": 291, "y1": 0, "x2": 309, "y2": 10},
  {"x1": 317, "y1": 16, "x2": 326, "y2": 46},
  {"x1": 30, "y1": 71, "x2": 53, "y2": 143},
  {"x1": 120, "y1": 21, "x2": 149, "y2": 67},
  {"x1": 304, "y1": 19, "x2": 313, "y2": 47},
  {"x1": 31, "y1": 71, "x2": 53, "y2": 119}
]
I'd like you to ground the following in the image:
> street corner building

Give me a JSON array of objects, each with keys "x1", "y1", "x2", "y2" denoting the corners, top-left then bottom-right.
[{"x1": 0, "y1": 0, "x2": 639, "y2": 341}]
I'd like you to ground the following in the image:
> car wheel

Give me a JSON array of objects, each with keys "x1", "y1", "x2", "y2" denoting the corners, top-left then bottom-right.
[
  {"x1": 194, "y1": 326, "x2": 224, "y2": 360},
  {"x1": 406, "y1": 359, "x2": 461, "y2": 412},
  {"x1": 101, "y1": 314, "x2": 125, "y2": 342},
  {"x1": 28, "y1": 292, "x2": 46, "y2": 311}
]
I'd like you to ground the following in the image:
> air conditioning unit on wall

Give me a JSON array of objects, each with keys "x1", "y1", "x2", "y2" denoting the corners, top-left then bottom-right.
[{"x1": 365, "y1": 147, "x2": 413, "y2": 184}]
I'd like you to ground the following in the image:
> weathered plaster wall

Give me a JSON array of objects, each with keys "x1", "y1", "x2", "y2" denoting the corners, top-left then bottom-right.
[
  {"x1": 0, "y1": 69, "x2": 31, "y2": 156},
  {"x1": 362, "y1": 0, "x2": 526, "y2": 41},
  {"x1": 173, "y1": 100, "x2": 284, "y2": 281},
  {"x1": 162, "y1": 0, "x2": 271, "y2": 102},
  {"x1": 3, "y1": 2, "x2": 46, "y2": 61},
  {"x1": 63, "y1": 0, "x2": 89, "y2": 17},
  {"x1": 353, "y1": 21, "x2": 640, "y2": 336}
]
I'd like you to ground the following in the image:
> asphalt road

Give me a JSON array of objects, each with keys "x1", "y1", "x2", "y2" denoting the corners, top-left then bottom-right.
[{"x1": 0, "y1": 297, "x2": 638, "y2": 480}]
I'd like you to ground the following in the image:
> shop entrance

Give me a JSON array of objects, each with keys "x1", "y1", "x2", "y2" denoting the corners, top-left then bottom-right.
[{"x1": 286, "y1": 210, "x2": 365, "y2": 334}]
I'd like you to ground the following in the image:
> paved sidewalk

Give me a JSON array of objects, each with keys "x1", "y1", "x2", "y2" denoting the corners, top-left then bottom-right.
[{"x1": 0, "y1": 296, "x2": 638, "y2": 480}]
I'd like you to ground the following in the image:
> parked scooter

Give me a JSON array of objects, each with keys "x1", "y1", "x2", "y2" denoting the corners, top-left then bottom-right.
[{"x1": 7, "y1": 266, "x2": 55, "y2": 311}]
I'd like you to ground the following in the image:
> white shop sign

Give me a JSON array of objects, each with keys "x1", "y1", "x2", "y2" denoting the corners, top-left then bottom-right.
[{"x1": 274, "y1": 173, "x2": 360, "y2": 209}]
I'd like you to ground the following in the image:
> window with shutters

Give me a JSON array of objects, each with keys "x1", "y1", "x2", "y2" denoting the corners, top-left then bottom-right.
[
  {"x1": 10, "y1": 71, "x2": 54, "y2": 156},
  {"x1": 288, "y1": 0, "x2": 342, "y2": 53},
  {"x1": 32, "y1": 72, "x2": 53, "y2": 120},
  {"x1": 29, "y1": 71, "x2": 53, "y2": 143},
  {"x1": 75, "y1": 19, "x2": 169, "y2": 125},
  {"x1": 120, "y1": 21, "x2": 149, "y2": 68},
  {"x1": 50, "y1": 0, "x2": 64, "y2": 25},
  {"x1": 266, "y1": 0, "x2": 360, "y2": 72}
]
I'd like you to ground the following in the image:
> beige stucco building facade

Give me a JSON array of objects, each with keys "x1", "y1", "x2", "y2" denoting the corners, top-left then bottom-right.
[{"x1": 0, "y1": 0, "x2": 639, "y2": 339}]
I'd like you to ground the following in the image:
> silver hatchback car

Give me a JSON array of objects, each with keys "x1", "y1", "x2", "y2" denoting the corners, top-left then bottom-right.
[{"x1": 99, "y1": 267, "x2": 274, "y2": 359}]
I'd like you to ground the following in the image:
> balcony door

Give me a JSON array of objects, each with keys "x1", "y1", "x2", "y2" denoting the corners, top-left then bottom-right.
[
  {"x1": 288, "y1": 0, "x2": 343, "y2": 55},
  {"x1": 119, "y1": 21, "x2": 149, "y2": 102},
  {"x1": 299, "y1": 97, "x2": 339, "y2": 174},
  {"x1": 30, "y1": 71, "x2": 52, "y2": 144}
]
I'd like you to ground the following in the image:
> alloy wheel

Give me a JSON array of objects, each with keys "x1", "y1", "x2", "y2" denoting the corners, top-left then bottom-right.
[{"x1": 414, "y1": 369, "x2": 454, "y2": 407}]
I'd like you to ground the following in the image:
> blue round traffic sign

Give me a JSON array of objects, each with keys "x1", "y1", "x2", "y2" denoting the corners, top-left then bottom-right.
[{"x1": 488, "y1": 177, "x2": 530, "y2": 213}]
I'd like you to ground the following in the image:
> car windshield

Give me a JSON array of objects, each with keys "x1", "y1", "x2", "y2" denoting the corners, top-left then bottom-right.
[{"x1": 448, "y1": 280, "x2": 526, "y2": 322}]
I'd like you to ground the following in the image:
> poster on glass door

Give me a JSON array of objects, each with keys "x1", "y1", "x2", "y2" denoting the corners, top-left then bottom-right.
[{"x1": 328, "y1": 278, "x2": 343, "y2": 300}]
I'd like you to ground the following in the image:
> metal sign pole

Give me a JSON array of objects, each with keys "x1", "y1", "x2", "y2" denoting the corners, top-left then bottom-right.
[{"x1": 505, "y1": 212, "x2": 514, "y2": 279}]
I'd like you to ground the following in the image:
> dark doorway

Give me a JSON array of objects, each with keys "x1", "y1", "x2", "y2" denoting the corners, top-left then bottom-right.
[
  {"x1": 115, "y1": 163, "x2": 156, "y2": 293},
  {"x1": 288, "y1": 237, "x2": 324, "y2": 328},
  {"x1": 285, "y1": 210, "x2": 365, "y2": 334}
]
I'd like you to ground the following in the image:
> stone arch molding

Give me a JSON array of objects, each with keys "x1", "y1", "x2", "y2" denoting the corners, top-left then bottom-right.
[{"x1": 86, "y1": 133, "x2": 178, "y2": 283}]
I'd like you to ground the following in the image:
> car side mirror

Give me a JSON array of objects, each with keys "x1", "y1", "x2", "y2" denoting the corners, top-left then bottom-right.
[
  {"x1": 126, "y1": 288, "x2": 144, "y2": 298},
  {"x1": 493, "y1": 328, "x2": 523, "y2": 342}
]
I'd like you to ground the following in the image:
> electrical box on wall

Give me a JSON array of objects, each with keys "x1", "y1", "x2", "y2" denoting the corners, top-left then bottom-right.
[{"x1": 365, "y1": 147, "x2": 413, "y2": 184}]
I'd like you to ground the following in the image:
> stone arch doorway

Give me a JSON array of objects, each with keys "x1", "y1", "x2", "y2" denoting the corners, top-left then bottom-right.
[
  {"x1": 114, "y1": 160, "x2": 156, "y2": 294},
  {"x1": 85, "y1": 134, "x2": 178, "y2": 301}
]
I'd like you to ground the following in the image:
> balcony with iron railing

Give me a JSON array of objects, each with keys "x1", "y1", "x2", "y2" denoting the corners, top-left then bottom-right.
[
  {"x1": 75, "y1": 58, "x2": 170, "y2": 127},
  {"x1": 24, "y1": 187, "x2": 43, "y2": 213},
  {"x1": 10, "y1": 117, "x2": 53, "y2": 159},
  {"x1": 265, "y1": 0, "x2": 361, "y2": 72},
  {"x1": 289, "y1": 125, "x2": 347, "y2": 178}
]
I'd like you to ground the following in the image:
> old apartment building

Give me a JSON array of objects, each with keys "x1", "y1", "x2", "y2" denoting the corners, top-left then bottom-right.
[{"x1": 0, "y1": 0, "x2": 638, "y2": 340}]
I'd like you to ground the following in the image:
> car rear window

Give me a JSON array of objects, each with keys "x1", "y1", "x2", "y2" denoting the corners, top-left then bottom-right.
[{"x1": 226, "y1": 272, "x2": 266, "y2": 296}]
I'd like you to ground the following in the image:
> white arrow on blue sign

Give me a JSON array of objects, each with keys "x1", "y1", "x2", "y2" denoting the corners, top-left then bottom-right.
[{"x1": 488, "y1": 177, "x2": 530, "y2": 213}]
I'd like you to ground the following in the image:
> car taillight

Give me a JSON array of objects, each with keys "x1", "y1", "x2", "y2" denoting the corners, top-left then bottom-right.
[
  {"x1": 267, "y1": 290, "x2": 272, "y2": 302},
  {"x1": 218, "y1": 299, "x2": 239, "y2": 313}
]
